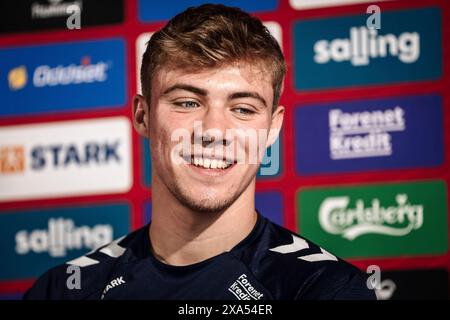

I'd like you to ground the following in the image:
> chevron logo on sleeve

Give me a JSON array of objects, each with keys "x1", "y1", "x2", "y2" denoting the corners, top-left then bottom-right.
[{"x1": 269, "y1": 235, "x2": 337, "y2": 262}]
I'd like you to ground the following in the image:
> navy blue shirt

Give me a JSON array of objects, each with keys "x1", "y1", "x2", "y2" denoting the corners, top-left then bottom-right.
[{"x1": 24, "y1": 214, "x2": 376, "y2": 300}]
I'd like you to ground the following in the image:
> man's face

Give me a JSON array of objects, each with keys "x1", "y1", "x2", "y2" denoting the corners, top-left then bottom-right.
[{"x1": 146, "y1": 63, "x2": 283, "y2": 213}]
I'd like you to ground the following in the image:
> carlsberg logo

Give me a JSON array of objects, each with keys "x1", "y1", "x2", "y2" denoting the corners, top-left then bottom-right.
[{"x1": 319, "y1": 194, "x2": 423, "y2": 240}]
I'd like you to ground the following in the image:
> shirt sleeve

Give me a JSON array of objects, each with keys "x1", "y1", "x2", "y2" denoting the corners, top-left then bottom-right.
[{"x1": 295, "y1": 263, "x2": 378, "y2": 300}]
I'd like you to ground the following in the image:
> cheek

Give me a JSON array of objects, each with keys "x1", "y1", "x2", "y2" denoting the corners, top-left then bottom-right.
[
  {"x1": 150, "y1": 107, "x2": 173, "y2": 143},
  {"x1": 150, "y1": 120, "x2": 190, "y2": 169},
  {"x1": 152, "y1": 129, "x2": 172, "y2": 158},
  {"x1": 242, "y1": 117, "x2": 273, "y2": 147},
  {"x1": 149, "y1": 116, "x2": 170, "y2": 158}
]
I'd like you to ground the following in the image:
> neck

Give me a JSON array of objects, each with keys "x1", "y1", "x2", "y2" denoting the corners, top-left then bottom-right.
[{"x1": 149, "y1": 178, "x2": 257, "y2": 266}]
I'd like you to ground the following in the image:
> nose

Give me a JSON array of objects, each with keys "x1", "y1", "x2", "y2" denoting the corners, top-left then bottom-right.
[
  {"x1": 193, "y1": 106, "x2": 230, "y2": 148},
  {"x1": 203, "y1": 105, "x2": 228, "y2": 132}
]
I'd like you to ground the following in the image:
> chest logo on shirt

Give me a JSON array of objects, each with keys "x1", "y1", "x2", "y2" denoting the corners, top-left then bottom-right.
[
  {"x1": 228, "y1": 274, "x2": 263, "y2": 300},
  {"x1": 101, "y1": 276, "x2": 126, "y2": 299}
]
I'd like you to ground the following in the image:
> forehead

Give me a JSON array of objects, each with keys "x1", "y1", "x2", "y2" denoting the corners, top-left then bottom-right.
[{"x1": 152, "y1": 63, "x2": 273, "y2": 96}]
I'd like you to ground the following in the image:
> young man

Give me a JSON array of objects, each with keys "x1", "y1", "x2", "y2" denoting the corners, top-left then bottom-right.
[{"x1": 25, "y1": 4, "x2": 376, "y2": 300}]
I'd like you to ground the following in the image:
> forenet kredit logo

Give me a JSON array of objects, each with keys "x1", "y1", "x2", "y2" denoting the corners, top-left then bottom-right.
[
  {"x1": 295, "y1": 95, "x2": 444, "y2": 175},
  {"x1": 329, "y1": 106, "x2": 405, "y2": 160},
  {"x1": 319, "y1": 194, "x2": 423, "y2": 240}
]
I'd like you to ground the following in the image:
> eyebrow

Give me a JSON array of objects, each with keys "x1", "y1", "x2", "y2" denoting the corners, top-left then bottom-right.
[
  {"x1": 162, "y1": 84, "x2": 207, "y2": 96},
  {"x1": 229, "y1": 91, "x2": 267, "y2": 108},
  {"x1": 162, "y1": 83, "x2": 267, "y2": 107}
]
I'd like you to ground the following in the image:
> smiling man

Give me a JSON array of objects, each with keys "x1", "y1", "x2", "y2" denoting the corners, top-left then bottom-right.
[{"x1": 24, "y1": 4, "x2": 376, "y2": 300}]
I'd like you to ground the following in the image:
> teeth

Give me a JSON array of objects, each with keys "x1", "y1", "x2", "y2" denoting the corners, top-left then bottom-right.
[{"x1": 192, "y1": 157, "x2": 231, "y2": 169}]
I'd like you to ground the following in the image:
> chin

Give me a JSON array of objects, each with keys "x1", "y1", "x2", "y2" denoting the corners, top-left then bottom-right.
[
  {"x1": 181, "y1": 197, "x2": 234, "y2": 214},
  {"x1": 173, "y1": 186, "x2": 239, "y2": 214}
]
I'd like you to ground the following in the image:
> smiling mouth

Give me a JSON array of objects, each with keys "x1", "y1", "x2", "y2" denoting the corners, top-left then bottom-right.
[
  {"x1": 191, "y1": 156, "x2": 233, "y2": 169},
  {"x1": 182, "y1": 155, "x2": 236, "y2": 170}
]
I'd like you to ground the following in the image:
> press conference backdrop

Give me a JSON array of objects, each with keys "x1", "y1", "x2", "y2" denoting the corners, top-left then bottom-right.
[{"x1": 0, "y1": 0, "x2": 449, "y2": 300}]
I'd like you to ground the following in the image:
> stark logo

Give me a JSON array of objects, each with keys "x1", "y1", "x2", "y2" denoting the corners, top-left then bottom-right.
[
  {"x1": 101, "y1": 276, "x2": 126, "y2": 300},
  {"x1": 0, "y1": 146, "x2": 25, "y2": 174}
]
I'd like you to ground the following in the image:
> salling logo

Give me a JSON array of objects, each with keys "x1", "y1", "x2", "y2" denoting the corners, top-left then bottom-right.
[
  {"x1": 15, "y1": 218, "x2": 113, "y2": 257},
  {"x1": 329, "y1": 106, "x2": 405, "y2": 160},
  {"x1": 319, "y1": 194, "x2": 423, "y2": 240},
  {"x1": 314, "y1": 27, "x2": 420, "y2": 66},
  {"x1": 8, "y1": 56, "x2": 109, "y2": 91}
]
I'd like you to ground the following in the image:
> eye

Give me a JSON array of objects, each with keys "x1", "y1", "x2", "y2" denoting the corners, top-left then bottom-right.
[
  {"x1": 233, "y1": 107, "x2": 255, "y2": 116},
  {"x1": 174, "y1": 101, "x2": 200, "y2": 109}
]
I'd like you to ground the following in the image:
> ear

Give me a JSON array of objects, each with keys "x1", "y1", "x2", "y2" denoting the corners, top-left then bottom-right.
[
  {"x1": 266, "y1": 105, "x2": 284, "y2": 148},
  {"x1": 133, "y1": 94, "x2": 150, "y2": 137}
]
